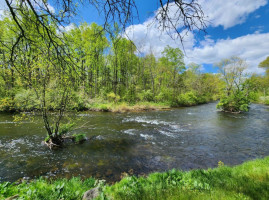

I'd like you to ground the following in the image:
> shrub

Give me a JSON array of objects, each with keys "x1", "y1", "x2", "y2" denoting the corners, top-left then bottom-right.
[
  {"x1": 69, "y1": 91, "x2": 88, "y2": 111},
  {"x1": 14, "y1": 89, "x2": 39, "y2": 111},
  {"x1": 107, "y1": 92, "x2": 120, "y2": 103},
  {"x1": 72, "y1": 133, "x2": 87, "y2": 144},
  {"x1": 138, "y1": 90, "x2": 154, "y2": 102},
  {"x1": 177, "y1": 92, "x2": 198, "y2": 106},
  {"x1": 217, "y1": 91, "x2": 251, "y2": 112},
  {"x1": 0, "y1": 97, "x2": 15, "y2": 112},
  {"x1": 59, "y1": 123, "x2": 75, "y2": 135}
]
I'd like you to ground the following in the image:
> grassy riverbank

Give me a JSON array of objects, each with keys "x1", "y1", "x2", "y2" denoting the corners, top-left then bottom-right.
[
  {"x1": 87, "y1": 101, "x2": 171, "y2": 112},
  {"x1": 1, "y1": 156, "x2": 269, "y2": 199}
]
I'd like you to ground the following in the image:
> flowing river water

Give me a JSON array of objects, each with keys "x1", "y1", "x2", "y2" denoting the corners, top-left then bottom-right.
[{"x1": 0, "y1": 102, "x2": 269, "y2": 183}]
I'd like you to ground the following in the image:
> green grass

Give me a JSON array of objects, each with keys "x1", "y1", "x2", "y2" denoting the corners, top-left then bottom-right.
[
  {"x1": 1, "y1": 157, "x2": 269, "y2": 200},
  {"x1": 103, "y1": 157, "x2": 269, "y2": 200},
  {"x1": 0, "y1": 177, "x2": 96, "y2": 200}
]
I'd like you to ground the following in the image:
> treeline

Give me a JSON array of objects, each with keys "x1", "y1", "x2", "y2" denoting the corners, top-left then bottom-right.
[{"x1": 0, "y1": 17, "x2": 223, "y2": 112}]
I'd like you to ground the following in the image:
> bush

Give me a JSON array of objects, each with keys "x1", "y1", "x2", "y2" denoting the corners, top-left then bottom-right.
[
  {"x1": 217, "y1": 91, "x2": 251, "y2": 112},
  {"x1": 155, "y1": 92, "x2": 166, "y2": 102},
  {"x1": 99, "y1": 104, "x2": 109, "y2": 111},
  {"x1": 72, "y1": 133, "x2": 87, "y2": 144},
  {"x1": 0, "y1": 97, "x2": 15, "y2": 112},
  {"x1": 107, "y1": 92, "x2": 120, "y2": 103},
  {"x1": 69, "y1": 91, "x2": 88, "y2": 111},
  {"x1": 259, "y1": 96, "x2": 269, "y2": 105},
  {"x1": 59, "y1": 123, "x2": 75, "y2": 135},
  {"x1": 14, "y1": 89, "x2": 39, "y2": 111},
  {"x1": 177, "y1": 91, "x2": 198, "y2": 106},
  {"x1": 123, "y1": 87, "x2": 137, "y2": 104},
  {"x1": 138, "y1": 90, "x2": 154, "y2": 102}
]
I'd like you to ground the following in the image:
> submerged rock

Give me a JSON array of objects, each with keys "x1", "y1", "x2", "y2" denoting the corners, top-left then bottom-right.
[{"x1": 82, "y1": 187, "x2": 100, "y2": 200}]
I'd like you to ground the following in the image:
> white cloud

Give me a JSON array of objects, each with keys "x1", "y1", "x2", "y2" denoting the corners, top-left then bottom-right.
[
  {"x1": 58, "y1": 23, "x2": 76, "y2": 32},
  {"x1": 185, "y1": 33, "x2": 269, "y2": 74},
  {"x1": 125, "y1": 22, "x2": 195, "y2": 57},
  {"x1": 200, "y1": 0, "x2": 267, "y2": 29}
]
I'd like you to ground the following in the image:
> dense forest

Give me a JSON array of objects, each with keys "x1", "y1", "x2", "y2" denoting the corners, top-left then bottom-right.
[
  {"x1": 0, "y1": 19, "x2": 223, "y2": 112},
  {"x1": 1, "y1": 17, "x2": 268, "y2": 113}
]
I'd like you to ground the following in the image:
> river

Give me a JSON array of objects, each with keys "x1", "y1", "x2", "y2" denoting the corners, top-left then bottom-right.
[{"x1": 0, "y1": 102, "x2": 269, "y2": 183}]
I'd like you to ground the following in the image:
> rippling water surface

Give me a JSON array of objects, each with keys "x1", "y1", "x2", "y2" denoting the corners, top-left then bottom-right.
[{"x1": 0, "y1": 102, "x2": 269, "y2": 182}]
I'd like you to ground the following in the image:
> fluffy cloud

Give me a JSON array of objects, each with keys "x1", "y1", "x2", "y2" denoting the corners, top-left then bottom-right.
[
  {"x1": 124, "y1": 1, "x2": 268, "y2": 73},
  {"x1": 58, "y1": 23, "x2": 76, "y2": 32},
  {"x1": 185, "y1": 33, "x2": 269, "y2": 73},
  {"x1": 125, "y1": 22, "x2": 195, "y2": 57},
  {"x1": 200, "y1": 0, "x2": 267, "y2": 29}
]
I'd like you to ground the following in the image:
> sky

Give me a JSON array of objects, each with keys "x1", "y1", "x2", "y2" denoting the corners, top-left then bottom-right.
[{"x1": 1, "y1": 0, "x2": 269, "y2": 74}]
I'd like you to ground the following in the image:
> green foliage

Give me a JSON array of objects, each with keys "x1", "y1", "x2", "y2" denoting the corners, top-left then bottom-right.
[
  {"x1": 258, "y1": 96, "x2": 269, "y2": 105},
  {"x1": 72, "y1": 133, "x2": 87, "y2": 143},
  {"x1": 217, "y1": 91, "x2": 251, "y2": 112},
  {"x1": 107, "y1": 92, "x2": 120, "y2": 103},
  {"x1": 44, "y1": 135, "x2": 50, "y2": 142},
  {"x1": 259, "y1": 56, "x2": 269, "y2": 76},
  {"x1": 0, "y1": 97, "x2": 15, "y2": 112},
  {"x1": 14, "y1": 89, "x2": 39, "y2": 111},
  {"x1": 177, "y1": 91, "x2": 198, "y2": 106},
  {"x1": 59, "y1": 123, "x2": 75, "y2": 135},
  {"x1": 123, "y1": 85, "x2": 137, "y2": 104},
  {"x1": 138, "y1": 90, "x2": 154, "y2": 102},
  {"x1": 215, "y1": 57, "x2": 253, "y2": 113},
  {"x1": 0, "y1": 177, "x2": 95, "y2": 200}
]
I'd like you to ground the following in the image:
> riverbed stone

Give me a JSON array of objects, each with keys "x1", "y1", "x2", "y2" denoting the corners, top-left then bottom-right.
[{"x1": 82, "y1": 187, "x2": 100, "y2": 200}]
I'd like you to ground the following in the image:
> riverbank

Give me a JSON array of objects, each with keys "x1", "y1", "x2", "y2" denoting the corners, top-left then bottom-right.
[
  {"x1": 0, "y1": 96, "x2": 216, "y2": 113},
  {"x1": 1, "y1": 156, "x2": 269, "y2": 199},
  {"x1": 255, "y1": 96, "x2": 269, "y2": 105},
  {"x1": 87, "y1": 102, "x2": 171, "y2": 112}
]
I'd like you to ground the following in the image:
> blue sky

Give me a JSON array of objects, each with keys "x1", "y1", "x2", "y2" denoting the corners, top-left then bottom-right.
[{"x1": 1, "y1": 0, "x2": 269, "y2": 73}]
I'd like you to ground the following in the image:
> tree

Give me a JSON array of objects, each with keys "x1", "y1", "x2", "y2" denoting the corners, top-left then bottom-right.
[
  {"x1": 258, "y1": 56, "x2": 269, "y2": 94},
  {"x1": 159, "y1": 46, "x2": 185, "y2": 102},
  {"x1": 215, "y1": 57, "x2": 253, "y2": 113},
  {"x1": 0, "y1": 12, "x2": 80, "y2": 147},
  {"x1": 259, "y1": 56, "x2": 269, "y2": 76}
]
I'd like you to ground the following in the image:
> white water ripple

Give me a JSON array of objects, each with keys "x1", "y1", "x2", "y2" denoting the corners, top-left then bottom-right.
[
  {"x1": 140, "y1": 134, "x2": 154, "y2": 140},
  {"x1": 123, "y1": 129, "x2": 136, "y2": 135},
  {"x1": 123, "y1": 116, "x2": 169, "y2": 125}
]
